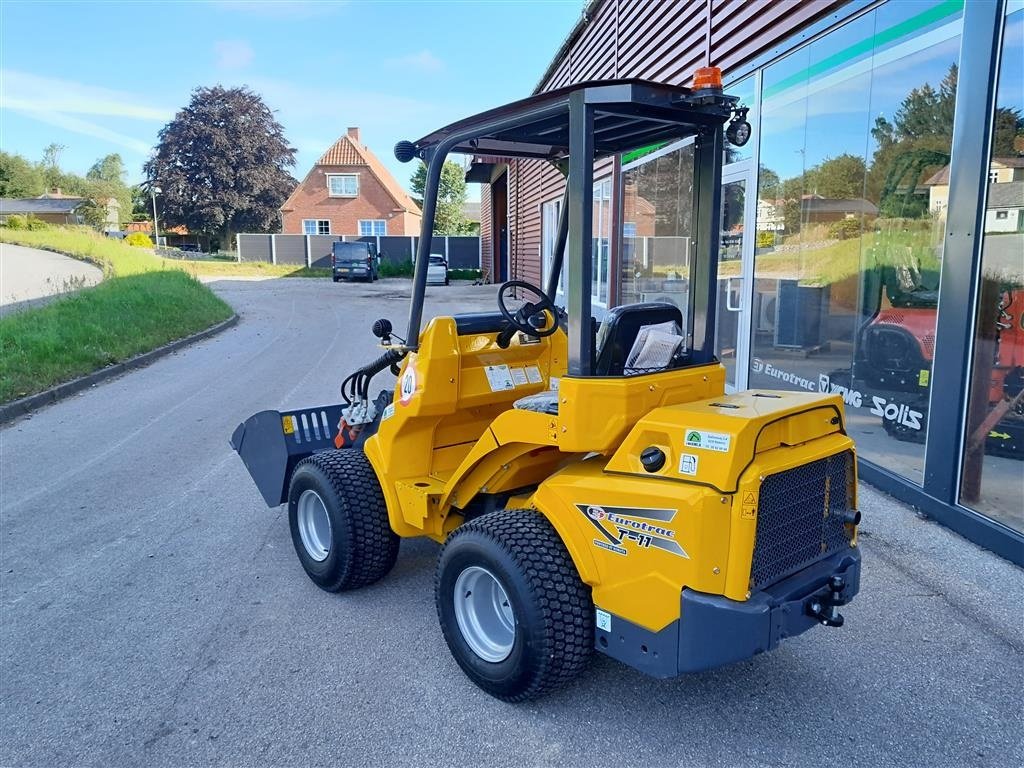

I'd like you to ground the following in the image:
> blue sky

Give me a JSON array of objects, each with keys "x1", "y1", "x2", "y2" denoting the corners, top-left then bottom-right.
[{"x1": 0, "y1": 0, "x2": 585, "y2": 195}]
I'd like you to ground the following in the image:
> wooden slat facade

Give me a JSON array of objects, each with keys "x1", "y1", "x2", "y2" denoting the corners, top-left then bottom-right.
[{"x1": 490, "y1": 0, "x2": 848, "y2": 291}]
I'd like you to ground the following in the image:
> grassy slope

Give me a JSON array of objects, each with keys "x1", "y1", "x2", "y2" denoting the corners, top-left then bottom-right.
[
  {"x1": 0, "y1": 227, "x2": 233, "y2": 403},
  {"x1": 0, "y1": 272, "x2": 231, "y2": 402}
]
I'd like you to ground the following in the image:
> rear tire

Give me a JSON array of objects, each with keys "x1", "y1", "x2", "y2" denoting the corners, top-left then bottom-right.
[
  {"x1": 435, "y1": 509, "x2": 593, "y2": 701},
  {"x1": 287, "y1": 450, "x2": 399, "y2": 591}
]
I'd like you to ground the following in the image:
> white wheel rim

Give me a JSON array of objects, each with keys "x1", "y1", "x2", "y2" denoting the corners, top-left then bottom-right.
[
  {"x1": 453, "y1": 566, "x2": 516, "y2": 662},
  {"x1": 297, "y1": 489, "x2": 332, "y2": 562}
]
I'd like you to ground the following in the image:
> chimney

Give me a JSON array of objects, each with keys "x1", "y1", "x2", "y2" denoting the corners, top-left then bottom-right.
[{"x1": 347, "y1": 127, "x2": 360, "y2": 143}]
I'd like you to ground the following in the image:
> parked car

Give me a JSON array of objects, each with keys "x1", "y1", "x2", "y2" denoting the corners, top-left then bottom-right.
[
  {"x1": 427, "y1": 253, "x2": 449, "y2": 286},
  {"x1": 332, "y1": 241, "x2": 379, "y2": 282}
]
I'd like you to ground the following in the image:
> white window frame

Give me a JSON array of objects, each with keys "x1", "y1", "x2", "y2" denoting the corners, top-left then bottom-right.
[
  {"x1": 327, "y1": 174, "x2": 359, "y2": 197},
  {"x1": 540, "y1": 197, "x2": 564, "y2": 296},
  {"x1": 592, "y1": 178, "x2": 613, "y2": 308},
  {"x1": 302, "y1": 219, "x2": 331, "y2": 235},
  {"x1": 359, "y1": 219, "x2": 387, "y2": 236}
]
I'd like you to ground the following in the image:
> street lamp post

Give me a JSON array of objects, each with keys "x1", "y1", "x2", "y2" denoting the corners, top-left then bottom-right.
[{"x1": 151, "y1": 186, "x2": 162, "y2": 247}]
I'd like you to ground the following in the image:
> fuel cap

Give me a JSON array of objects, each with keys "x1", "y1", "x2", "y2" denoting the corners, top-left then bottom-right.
[{"x1": 640, "y1": 446, "x2": 666, "y2": 473}]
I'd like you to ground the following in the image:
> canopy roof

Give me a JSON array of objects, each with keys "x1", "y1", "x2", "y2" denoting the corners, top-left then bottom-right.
[{"x1": 410, "y1": 79, "x2": 737, "y2": 161}]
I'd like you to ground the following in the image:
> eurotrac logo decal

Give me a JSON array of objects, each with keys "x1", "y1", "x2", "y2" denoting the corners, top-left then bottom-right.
[{"x1": 576, "y1": 505, "x2": 689, "y2": 558}]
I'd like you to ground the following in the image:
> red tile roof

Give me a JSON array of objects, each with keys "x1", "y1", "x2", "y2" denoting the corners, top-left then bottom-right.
[
  {"x1": 290, "y1": 133, "x2": 420, "y2": 215},
  {"x1": 317, "y1": 137, "x2": 367, "y2": 166}
]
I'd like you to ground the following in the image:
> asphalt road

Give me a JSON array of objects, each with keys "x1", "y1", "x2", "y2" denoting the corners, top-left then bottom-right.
[
  {"x1": 0, "y1": 242, "x2": 102, "y2": 317},
  {"x1": 1, "y1": 277, "x2": 1022, "y2": 768}
]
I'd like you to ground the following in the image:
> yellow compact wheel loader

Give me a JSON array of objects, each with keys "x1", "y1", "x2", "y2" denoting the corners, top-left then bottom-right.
[{"x1": 232, "y1": 72, "x2": 862, "y2": 702}]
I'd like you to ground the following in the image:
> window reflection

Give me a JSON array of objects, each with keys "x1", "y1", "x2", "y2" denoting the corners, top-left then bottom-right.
[
  {"x1": 541, "y1": 197, "x2": 564, "y2": 296},
  {"x1": 960, "y1": 5, "x2": 1024, "y2": 532},
  {"x1": 751, "y1": 0, "x2": 964, "y2": 485},
  {"x1": 620, "y1": 143, "x2": 696, "y2": 323},
  {"x1": 593, "y1": 179, "x2": 612, "y2": 305}
]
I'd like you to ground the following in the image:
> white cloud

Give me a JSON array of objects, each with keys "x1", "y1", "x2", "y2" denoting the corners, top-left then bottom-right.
[
  {"x1": 8, "y1": 110, "x2": 153, "y2": 156},
  {"x1": 0, "y1": 70, "x2": 170, "y2": 158},
  {"x1": 241, "y1": 76, "x2": 440, "y2": 124},
  {"x1": 384, "y1": 50, "x2": 444, "y2": 74},
  {"x1": 214, "y1": 39, "x2": 255, "y2": 70},
  {"x1": 0, "y1": 70, "x2": 173, "y2": 121}
]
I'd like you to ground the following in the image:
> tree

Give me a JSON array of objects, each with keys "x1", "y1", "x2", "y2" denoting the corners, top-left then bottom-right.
[
  {"x1": 87, "y1": 153, "x2": 126, "y2": 185},
  {"x1": 36, "y1": 143, "x2": 90, "y2": 198},
  {"x1": 758, "y1": 165, "x2": 781, "y2": 200},
  {"x1": 410, "y1": 160, "x2": 472, "y2": 234},
  {"x1": 0, "y1": 151, "x2": 45, "y2": 198},
  {"x1": 41, "y1": 143, "x2": 66, "y2": 189},
  {"x1": 865, "y1": 65, "x2": 964, "y2": 214},
  {"x1": 86, "y1": 153, "x2": 132, "y2": 228},
  {"x1": 130, "y1": 184, "x2": 151, "y2": 221},
  {"x1": 144, "y1": 85, "x2": 296, "y2": 249},
  {"x1": 814, "y1": 154, "x2": 867, "y2": 199}
]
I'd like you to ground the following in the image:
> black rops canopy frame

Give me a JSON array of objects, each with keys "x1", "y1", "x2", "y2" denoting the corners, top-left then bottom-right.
[{"x1": 396, "y1": 79, "x2": 739, "y2": 377}]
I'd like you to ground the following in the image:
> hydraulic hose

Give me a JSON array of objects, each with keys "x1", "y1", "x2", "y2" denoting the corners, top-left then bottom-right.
[{"x1": 341, "y1": 347, "x2": 406, "y2": 403}]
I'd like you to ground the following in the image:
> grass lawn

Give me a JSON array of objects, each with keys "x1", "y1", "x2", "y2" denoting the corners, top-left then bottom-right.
[
  {"x1": 0, "y1": 228, "x2": 234, "y2": 403},
  {"x1": 179, "y1": 259, "x2": 330, "y2": 278},
  {"x1": 0, "y1": 227, "x2": 329, "y2": 279}
]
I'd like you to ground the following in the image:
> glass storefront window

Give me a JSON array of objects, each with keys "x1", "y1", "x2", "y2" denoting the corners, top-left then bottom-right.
[
  {"x1": 751, "y1": 0, "x2": 964, "y2": 485},
  {"x1": 620, "y1": 142, "x2": 696, "y2": 322},
  {"x1": 960, "y1": 3, "x2": 1024, "y2": 532},
  {"x1": 725, "y1": 76, "x2": 756, "y2": 164}
]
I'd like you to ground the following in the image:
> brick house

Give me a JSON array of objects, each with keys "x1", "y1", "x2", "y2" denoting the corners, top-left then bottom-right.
[
  {"x1": 0, "y1": 189, "x2": 120, "y2": 229},
  {"x1": 280, "y1": 127, "x2": 421, "y2": 237}
]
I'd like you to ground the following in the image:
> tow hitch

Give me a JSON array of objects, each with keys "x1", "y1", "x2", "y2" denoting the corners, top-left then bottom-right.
[{"x1": 805, "y1": 575, "x2": 849, "y2": 627}]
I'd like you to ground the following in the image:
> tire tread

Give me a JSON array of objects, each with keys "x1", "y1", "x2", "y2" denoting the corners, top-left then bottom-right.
[
  {"x1": 436, "y1": 509, "x2": 593, "y2": 701},
  {"x1": 296, "y1": 450, "x2": 398, "y2": 590}
]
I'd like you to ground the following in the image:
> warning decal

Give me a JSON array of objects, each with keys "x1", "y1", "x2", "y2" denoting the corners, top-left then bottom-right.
[
  {"x1": 484, "y1": 364, "x2": 515, "y2": 392},
  {"x1": 741, "y1": 490, "x2": 757, "y2": 519}
]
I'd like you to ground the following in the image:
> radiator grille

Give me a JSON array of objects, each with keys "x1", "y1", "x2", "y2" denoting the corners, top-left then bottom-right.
[{"x1": 750, "y1": 451, "x2": 854, "y2": 590}]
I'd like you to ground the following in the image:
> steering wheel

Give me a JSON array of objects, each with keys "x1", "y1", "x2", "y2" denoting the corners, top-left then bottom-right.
[{"x1": 496, "y1": 280, "x2": 558, "y2": 346}]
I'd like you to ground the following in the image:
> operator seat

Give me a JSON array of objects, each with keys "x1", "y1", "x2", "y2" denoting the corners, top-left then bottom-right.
[{"x1": 513, "y1": 302, "x2": 683, "y2": 415}]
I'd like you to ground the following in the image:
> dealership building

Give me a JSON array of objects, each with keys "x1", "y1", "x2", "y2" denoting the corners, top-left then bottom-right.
[{"x1": 475, "y1": 0, "x2": 1023, "y2": 562}]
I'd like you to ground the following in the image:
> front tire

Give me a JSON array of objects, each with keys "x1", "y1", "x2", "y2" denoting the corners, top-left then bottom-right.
[
  {"x1": 287, "y1": 450, "x2": 399, "y2": 591},
  {"x1": 435, "y1": 509, "x2": 593, "y2": 701}
]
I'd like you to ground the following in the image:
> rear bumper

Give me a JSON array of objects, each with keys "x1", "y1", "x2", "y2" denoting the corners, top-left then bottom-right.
[
  {"x1": 594, "y1": 548, "x2": 862, "y2": 678},
  {"x1": 334, "y1": 267, "x2": 369, "y2": 278}
]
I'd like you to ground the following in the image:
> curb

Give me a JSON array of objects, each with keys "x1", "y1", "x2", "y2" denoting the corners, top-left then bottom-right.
[{"x1": 0, "y1": 314, "x2": 240, "y2": 426}]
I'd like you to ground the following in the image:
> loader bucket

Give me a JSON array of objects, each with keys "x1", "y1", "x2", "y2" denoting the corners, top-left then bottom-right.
[
  {"x1": 230, "y1": 391, "x2": 393, "y2": 507},
  {"x1": 230, "y1": 404, "x2": 347, "y2": 507}
]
